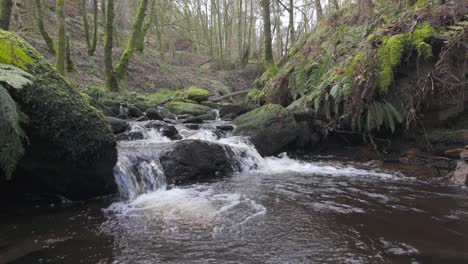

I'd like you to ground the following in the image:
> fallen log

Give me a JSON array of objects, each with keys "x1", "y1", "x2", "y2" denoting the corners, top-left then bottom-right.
[{"x1": 209, "y1": 90, "x2": 251, "y2": 102}]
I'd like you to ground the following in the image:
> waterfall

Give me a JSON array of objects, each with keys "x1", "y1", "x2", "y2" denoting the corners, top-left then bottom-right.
[
  {"x1": 113, "y1": 155, "x2": 167, "y2": 200},
  {"x1": 113, "y1": 121, "x2": 265, "y2": 200}
]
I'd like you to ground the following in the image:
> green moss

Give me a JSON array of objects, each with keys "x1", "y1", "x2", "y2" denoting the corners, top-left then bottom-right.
[
  {"x1": 164, "y1": 101, "x2": 212, "y2": 116},
  {"x1": 245, "y1": 88, "x2": 265, "y2": 108},
  {"x1": 0, "y1": 30, "x2": 115, "y2": 167},
  {"x1": 344, "y1": 51, "x2": 364, "y2": 77},
  {"x1": 427, "y1": 129, "x2": 465, "y2": 144},
  {"x1": 376, "y1": 23, "x2": 435, "y2": 93},
  {"x1": 234, "y1": 104, "x2": 287, "y2": 130},
  {"x1": 186, "y1": 86, "x2": 210, "y2": 102},
  {"x1": 0, "y1": 38, "x2": 34, "y2": 70}
]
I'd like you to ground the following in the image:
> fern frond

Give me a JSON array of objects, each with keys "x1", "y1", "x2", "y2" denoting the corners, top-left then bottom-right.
[{"x1": 0, "y1": 63, "x2": 33, "y2": 90}]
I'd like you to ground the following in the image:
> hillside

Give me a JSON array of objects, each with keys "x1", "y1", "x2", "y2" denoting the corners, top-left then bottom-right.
[
  {"x1": 251, "y1": 0, "x2": 468, "y2": 148},
  {"x1": 15, "y1": 0, "x2": 261, "y2": 96}
]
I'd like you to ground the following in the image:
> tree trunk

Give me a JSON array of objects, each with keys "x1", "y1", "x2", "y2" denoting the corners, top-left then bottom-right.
[
  {"x1": 82, "y1": 0, "x2": 98, "y2": 56},
  {"x1": 315, "y1": 0, "x2": 323, "y2": 22},
  {"x1": 56, "y1": 0, "x2": 66, "y2": 76},
  {"x1": 289, "y1": 0, "x2": 295, "y2": 47},
  {"x1": 66, "y1": 34, "x2": 74, "y2": 72},
  {"x1": 0, "y1": 0, "x2": 13, "y2": 30},
  {"x1": 104, "y1": 0, "x2": 118, "y2": 92},
  {"x1": 260, "y1": 0, "x2": 274, "y2": 66},
  {"x1": 359, "y1": 0, "x2": 373, "y2": 22},
  {"x1": 115, "y1": 0, "x2": 149, "y2": 81},
  {"x1": 33, "y1": 0, "x2": 55, "y2": 54}
]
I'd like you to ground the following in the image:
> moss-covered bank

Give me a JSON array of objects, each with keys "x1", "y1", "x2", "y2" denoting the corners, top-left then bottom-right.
[
  {"x1": 0, "y1": 30, "x2": 117, "y2": 200},
  {"x1": 253, "y1": 1, "x2": 468, "y2": 141}
]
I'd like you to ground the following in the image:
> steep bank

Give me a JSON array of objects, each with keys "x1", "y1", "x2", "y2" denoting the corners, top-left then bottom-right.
[
  {"x1": 252, "y1": 1, "x2": 467, "y2": 137},
  {"x1": 0, "y1": 30, "x2": 117, "y2": 200}
]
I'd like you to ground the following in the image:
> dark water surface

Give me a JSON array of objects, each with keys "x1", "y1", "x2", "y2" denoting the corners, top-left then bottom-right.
[{"x1": 2, "y1": 166, "x2": 467, "y2": 264}]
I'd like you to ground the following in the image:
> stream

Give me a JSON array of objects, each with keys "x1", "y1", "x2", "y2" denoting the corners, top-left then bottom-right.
[{"x1": 1, "y1": 117, "x2": 468, "y2": 263}]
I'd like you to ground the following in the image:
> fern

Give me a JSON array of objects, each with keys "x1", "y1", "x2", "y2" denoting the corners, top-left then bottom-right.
[
  {"x1": 364, "y1": 100, "x2": 403, "y2": 133},
  {"x1": 0, "y1": 63, "x2": 32, "y2": 180}
]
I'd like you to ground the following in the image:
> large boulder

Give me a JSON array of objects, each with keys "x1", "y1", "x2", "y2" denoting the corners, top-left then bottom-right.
[
  {"x1": 164, "y1": 101, "x2": 212, "y2": 116},
  {"x1": 186, "y1": 86, "x2": 210, "y2": 102},
  {"x1": 233, "y1": 104, "x2": 302, "y2": 156},
  {"x1": 159, "y1": 140, "x2": 237, "y2": 184},
  {"x1": 0, "y1": 31, "x2": 117, "y2": 200}
]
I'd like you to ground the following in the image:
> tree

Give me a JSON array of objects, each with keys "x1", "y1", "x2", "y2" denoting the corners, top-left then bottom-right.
[
  {"x1": 315, "y1": 0, "x2": 323, "y2": 22},
  {"x1": 115, "y1": 0, "x2": 150, "y2": 81},
  {"x1": 81, "y1": 0, "x2": 98, "y2": 56},
  {"x1": 0, "y1": 0, "x2": 13, "y2": 30},
  {"x1": 104, "y1": 0, "x2": 118, "y2": 91},
  {"x1": 260, "y1": 0, "x2": 274, "y2": 66},
  {"x1": 359, "y1": 0, "x2": 374, "y2": 22},
  {"x1": 56, "y1": 0, "x2": 66, "y2": 76},
  {"x1": 33, "y1": 0, "x2": 55, "y2": 54}
]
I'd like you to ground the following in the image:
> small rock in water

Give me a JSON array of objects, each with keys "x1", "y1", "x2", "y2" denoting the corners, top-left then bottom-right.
[
  {"x1": 449, "y1": 161, "x2": 468, "y2": 185},
  {"x1": 107, "y1": 117, "x2": 129, "y2": 134},
  {"x1": 163, "y1": 118, "x2": 177, "y2": 124},
  {"x1": 444, "y1": 149, "x2": 464, "y2": 159},
  {"x1": 161, "y1": 125, "x2": 182, "y2": 140},
  {"x1": 128, "y1": 105, "x2": 144, "y2": 118},
  {"x1": 116, "y1": 131, "x2": 145, "y2": 141},
  {"x1": 185, "y1": 124, "x2": 200, "y2": 130},
  {"x1": 197, "y1": 113, "x2": 216, "y2": 121},
  {"x1": 183, "y1": 117, "x2": 204, "y2": 124},
  {"x1": 177, "y1": 114, "x2": 192, "y2": 120},
  {"x1": 135, "y1": 116, "x2": 149, "y2": 122},
  {"x1": 146, "y1": 120, "x2": 166, "y2": 129},
  {"x1": 145, "y1": 108, "x2": 163, "y2": 121},
  {"x1": 363, "y1": 160, "x2": 384, "y2": 169},
  {"x1": 217, "y1": 124, "x2": 235, "y2": 131},
  {"x1": 460, "y1": 150, "x2": 468, "y2": 161}
]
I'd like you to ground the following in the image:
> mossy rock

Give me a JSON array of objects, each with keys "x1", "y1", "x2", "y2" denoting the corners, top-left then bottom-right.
[
  {"x1": 200, "y1": 100, "x2": 219, "y2": 109},
  {"x1": 186, "y1": 86, "x2": 210, "y2": 102},
  {"x1": 233, "y1": 104, "x2": 300, "y2": 156},
  {"x1": 0, "y1": 30, "x2": 117, "y2": 200},
  {"x1": 164, "y1": 101, "x2": 212, "y2": 116}
]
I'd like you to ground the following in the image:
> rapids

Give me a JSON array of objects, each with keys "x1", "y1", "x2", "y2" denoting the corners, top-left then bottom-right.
[{"x1": 1, "y1": 117, "x2": 468, "y2": 264}]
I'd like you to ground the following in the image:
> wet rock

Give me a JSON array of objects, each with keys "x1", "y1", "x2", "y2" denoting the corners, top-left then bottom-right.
[
  {"x1": 234, "y1": 104, "x2": 300, "y2": 156},
  {"x1": 444, "y1": 149, "x2": 464, "y2": 159},
  {"x1": 363, "y1": 160, "x2": 384, "y2": 169},
  {"x1": 160, "y1": 140, "x2": 237, "y2": 184},
  {"x1": 222, "y1": 113, "x2": 237, "y2": 121},
  {"x1": 186, "y1": 87, "x2": 210, "y2": 102},
  {"x1": 165, "y1": 102, "x2": 212, "y2": 116},
  {"x1": 197, "y1": 113, "x2": 216, "y2": 121},
  {"x1": 161, "y1": 125, "x2": 182, "y2": 140},
  {"x1": 460, "y1": 150, "x2": 468, "y2": 161},
  {"x1": 183, "y1": 116, "x2": 204, "y2": 124},
  {"x1": 145, "y1": 121, "x2": 181, "y2": 140},
  {"x1": 135, "y1": 116, "x2": 149, "y2": 122},
  {"x1": 185, "y1": 124, "x2": 200, "y2": 130},
  {"x1": 128, "y1": 105, "x2": 144, "y2": 118},
  {"x1": 145, "y1": 108, "x2": 163, "y2": 120},
  {"x1": 220, "y1": 104, "x2": 248, "y2": 118},
  {"x1": 146, "y1": 120, "x2": 167, "y2": 130},
  {"x1": 117, "y1": 113, "x2": 129, "y2": 120},
  {"x1": 217, "y1": 124, "x2": 235, "y2": 131},
  {"x1": 177, "y1": 114, "x2": 192, "y2": 120},
  {"x1": 449, "y1": 161, "x2": 468, "y2": 185},
  {"x1": 159, "y1": 108, "x2": 174, "y2": 119},
  {"x1": 107, "y1": 117, "x2": 129, "y2": 134},
  {"x1": 163, "y1": 118, "x2": 177, "y2": 124},
  {"x1": 116, "y1": 131, "x2": 145, "y2": 141}
]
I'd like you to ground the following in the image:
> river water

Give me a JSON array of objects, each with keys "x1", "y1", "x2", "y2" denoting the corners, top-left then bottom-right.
[{"x1": 1, "y1": 118, "x2": 468, "y2": 264}]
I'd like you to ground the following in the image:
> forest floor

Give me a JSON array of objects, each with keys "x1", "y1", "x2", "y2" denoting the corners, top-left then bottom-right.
[{"x1": 16, "y1": 1, "x2": 261, "y2": 96}]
